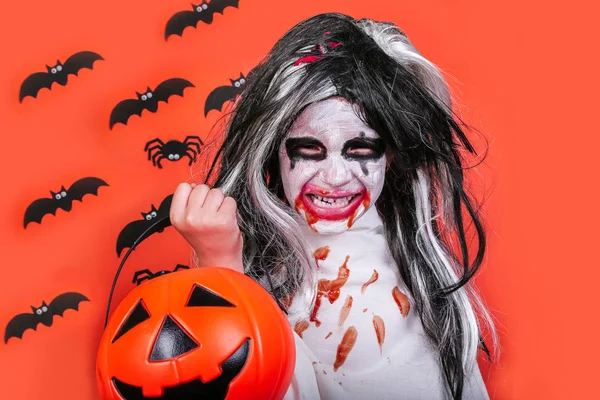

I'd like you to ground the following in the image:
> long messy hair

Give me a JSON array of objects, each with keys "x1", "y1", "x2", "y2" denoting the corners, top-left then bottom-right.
[{"x1": 203, "y1": 13, "x2": 497, "y2": 399}]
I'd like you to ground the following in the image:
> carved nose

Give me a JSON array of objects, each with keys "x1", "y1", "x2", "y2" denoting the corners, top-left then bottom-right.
[{"x1": 150, "y1": 316, "x2": 198, "y2": 361}]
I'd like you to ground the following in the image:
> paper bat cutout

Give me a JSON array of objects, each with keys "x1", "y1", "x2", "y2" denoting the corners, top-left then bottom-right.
[
  {"x1": 19, "y1": 51, "x2": 104, "y2": 102},
  {"x1": 109, "y1": 78, "x2": 194, "y2": 129},
  {"x1": 116, "y1": 193, "x2": 174, "y2": 257},
  {"x1": 165, "y1": 0, "x2": 240, "y2": 40},
  {"x1": 204, "y1": 73, "x2": 246, "y2": 116},
  {"x1": 4, "y1": 292, "x2": 90, "y2": 343},
  {"x1": 23, "y1": 176, "x2": 109, "y2": 228}
]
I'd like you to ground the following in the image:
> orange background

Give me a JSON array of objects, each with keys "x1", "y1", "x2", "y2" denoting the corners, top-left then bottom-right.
[{"x1": 0, "y1": 0, "x2": 597, "y2": 399}]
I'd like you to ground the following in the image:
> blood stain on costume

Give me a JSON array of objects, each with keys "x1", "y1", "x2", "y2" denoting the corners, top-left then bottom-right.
[
  {"x1": 325, "y1": 332, "x2": 332, "y2": 339},
  {"x1": 361, "y1": 269, "x2": 379, "y2": 294},
  {"x1": 346, "y1": 192, "x2": 371, "y2": 228},
  {"x1": 362, "y1": 308, "x2": 368, "y2": 313},
  {"x1": 334, "y1": 325, "x2": 358, "y2": 372},
  {"x1": 392, "y1": 286, "x2": 410, "y2": 317},
  {"x1": 339, "y1": 295, "x2": 353, "y2": 327},
  {"x1": 373, "y1": 315, "x2": 385, "y2": 354},
  {"x1": 314, "y1": 246, "x2": 330, "y2": 269},
  {"x1": 323, "y1": 370, "x2": 327, "y2": 374},
  {"x1": 310, "y1": 256, "x2": 351, "y2": 326},
  {"x1": 294, "y1": 320, "x2": 310, "y2": 338}
]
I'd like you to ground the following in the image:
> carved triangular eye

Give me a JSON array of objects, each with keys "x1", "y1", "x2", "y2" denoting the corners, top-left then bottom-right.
[
  {"x1": 112, "y1": 299, "x2": 151, "y2": 343},
  {"x1": 186, "y1": 283, "x2": 236, "y2": 307}
]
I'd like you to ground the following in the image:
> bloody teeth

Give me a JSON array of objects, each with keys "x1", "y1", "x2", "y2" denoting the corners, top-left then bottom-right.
[{"x1": 309, "y1": 194, "x2": 357, "y2": 208}]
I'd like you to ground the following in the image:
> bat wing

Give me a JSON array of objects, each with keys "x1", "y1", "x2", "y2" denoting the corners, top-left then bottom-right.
[
  {"x1": 62, "y1": 51, "x2": 104, "y2": 76},
  {"x1": 165, "y1": 10, "x2": 203, "y2": 39},
  {"x1": 153, "y1": 78, "x2": 194, "y2": 103},
  {"x1": 116, "y1": 220, "x2": 149, "y2": 257},
  {"x1": 23, "y1": 197, "x2": 59, "y2": 228},
  {"x1": 109, "y1": 98, "x2": 145, "y2": 129},
  {"x1": 204, "y1": 85, "x2": 237, "y2": 116},
  {"x1": 4, "y1": 312, "x2": 39, "y2": 343},
  {"x1": 67, "y1": 177, "x2": 109, "y2": 202},
  {"x1": 157, "y1": 193, "x2": 174, "y2": 216},
  {"x1": 47, "y1": 292, "x2": 90, "y2": 317},
  {"x1": 19, "y1": 72, "x2": 55, "y2": 102},
  {"x1": 210, "y1": 0, "x2": 240, "y2": 14}
]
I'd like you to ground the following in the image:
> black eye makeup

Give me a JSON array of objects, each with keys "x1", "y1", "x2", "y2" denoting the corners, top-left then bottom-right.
[
  {"x1": 285, "y1": 137, "x2": 327, "y2": 168},
  {"x1": 341, "y1": 134, "x2": 386, "y2": 161}
]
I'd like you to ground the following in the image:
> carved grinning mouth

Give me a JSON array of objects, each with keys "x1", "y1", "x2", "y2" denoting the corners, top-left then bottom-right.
[{"x1": 112, "y1": 338, "x2": 250, "y2": 400}]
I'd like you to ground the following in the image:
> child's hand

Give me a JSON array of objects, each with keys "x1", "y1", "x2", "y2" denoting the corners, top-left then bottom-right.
[{"x1": 170, "y1": 183, "x2": 244, "y2": 273}]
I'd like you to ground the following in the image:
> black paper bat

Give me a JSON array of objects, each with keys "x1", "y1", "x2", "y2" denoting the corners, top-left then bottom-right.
[
  {"x1": 116, "y1": 193, "x2": 173, "y2": 257},
  {"x1": 23, "y1": 177, "x2": 109, "y2": 228},
  {"x1": 19, "y1": 51, "x2": 104, "y2": 102},
  {"x1": 165, "y1": 0, "x2": 240, "y2": 40},
  {"x1": 4, "y1": 292, "x2": 90, "y2": 343},
  {"x1": 204, "y1": 73, "x2": 246, "y2": 116},
  {"x1": 109, "y1": 78, "x2": 194, "y2": 129}
]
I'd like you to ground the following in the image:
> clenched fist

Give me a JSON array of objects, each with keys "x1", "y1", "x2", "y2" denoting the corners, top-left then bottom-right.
[{"x1": 170, "y1": 183, "x2": 244, "y2": 273}]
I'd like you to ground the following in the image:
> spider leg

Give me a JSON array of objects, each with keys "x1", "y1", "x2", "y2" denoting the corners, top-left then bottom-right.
[
  {"x1": 144, "y1": 138, "x2": 164, "y2": 151},
  {"x1": 156, "y1": 155, "x2": 164, "y2": 169},
  {"x1": 133, "y1": 269, "x2": 154, "y2": 284},
  {"x1": 151, "y1": 151, "x2": 163, "y2": 166},
  {"x1": 146, "y1": 145, "x2": 162, "y2": 161},
  {"x1": 183, "y1": 136, "x2": 203, "y2": 146},
  {"x1": 185, "y1": 149, "x2": 197, "y2": 165}
]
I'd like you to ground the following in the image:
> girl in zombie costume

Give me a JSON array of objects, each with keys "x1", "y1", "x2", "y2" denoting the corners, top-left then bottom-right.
[{"x1": 170, "y1": 12, "x2": 497, "y2": 400}]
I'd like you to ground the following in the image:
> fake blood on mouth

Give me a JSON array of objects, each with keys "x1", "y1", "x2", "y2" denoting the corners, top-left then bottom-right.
[
  {"x1": 334, "y1": 326, "x2": 358, "y2": 372},
  {"x1": 392, "y1": 286, "x2": 411, "y2": 318},
  {"x1": 310, "y1": 256, "x2": 351, "y2": 326},
  {"x1": 294, "y1": 188, "x2": 371, "y2": 230},
  {"x1": 361, "y1": 269, "x2": 379, "y2": 294}
]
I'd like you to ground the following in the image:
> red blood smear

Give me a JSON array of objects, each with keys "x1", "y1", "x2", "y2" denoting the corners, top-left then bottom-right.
[
  {"x1": 325, "y1": 332, "x2": 332, "y2": 339},
  {"x1": 314, "y1": 246, "x2": 330, "y2": 270},
  {"x1": 392, "y1": 286, "x2": 411, "y2": 318},
  {"x1": 294, "y1": 320, "x2": 310, "y2": 338},
  {"x1": 373, "y1": 315, "x2": 385, "y2": 354},
  {"x1": 361, "y1": 269, "x2": 379, "y2": 294},
  {"x1": 310, "y1": 256, "x2": 351, "y2": 326},
  {"x1": 362, "y1": 308, "x2": 368, "y2": 313},
  {"x1": 347, "y1": 192, "x2": 371, "y2": 228},
  {"x1": 334, "y1": 326, "x2": 358, "y2": 372},
  {"x1": 339, "y1": 295, "x2": 353, "y2": 327},
  {"x1": 295, "y1": 195, "x2": 320, "y2": 230}
]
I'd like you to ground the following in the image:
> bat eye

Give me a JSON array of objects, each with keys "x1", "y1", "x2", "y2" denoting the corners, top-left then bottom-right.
[
  {"x1": 51, "y1": 68, "x2": 57, "y2": 74},
  {"x1": 196, "y1": 6, "x2": 203, "y2": 11},
  {"x1": 145, "y1": 214, "x2": 152, "y2": 220},
  {"x1": 239, "y1": 78, "x2": 246, "y2": 84},
  {"x1": 151, "y1": 211, "x2": 157, "y2": 217},
  {"x1": 56, "y1": 65, "x2": 63, "y2": 72},
  {"x1": 61, "y1": 191, "x2": 67, "y2": 197},
  {"x1": 36, "y1": 309, "x2": 43, "y2": 315},
  {"x1": 141, "y1": 94, "x2": 148, "y2": 101},
  {"x1": 234, "y1": 82, "x2": 241, "y2": 88},
  {"x1": 42, "y1": 306, "x2": 48, "y2": 312},
  {"x1": 55, "y1": 194, "x2": 62, "y2": 200},
  {"x1": 146, "y1": 92, "x2": 153, "y2": 99},
  {"x1": 202, "y1": 3, "x2": 208, "y2": 9}
]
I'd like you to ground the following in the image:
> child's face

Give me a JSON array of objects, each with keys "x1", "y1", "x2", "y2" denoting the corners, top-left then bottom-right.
[{"x1": 278, "y1": 97, "x2": 387, "y2": 234}]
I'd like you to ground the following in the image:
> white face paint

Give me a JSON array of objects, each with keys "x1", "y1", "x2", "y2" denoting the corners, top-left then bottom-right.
[{"x1": 278, "y1": 97, "x2": 387, "y2": 234}]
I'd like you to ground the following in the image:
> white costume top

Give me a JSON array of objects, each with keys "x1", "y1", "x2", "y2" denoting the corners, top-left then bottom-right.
[{"x1": 282, "y1": 206, "x2": 489, "y2": 400}]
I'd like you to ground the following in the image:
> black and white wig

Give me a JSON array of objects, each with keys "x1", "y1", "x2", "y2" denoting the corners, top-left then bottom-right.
[{"x1": 204, "y1": 13, "x2": 497, "y2": 400}]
